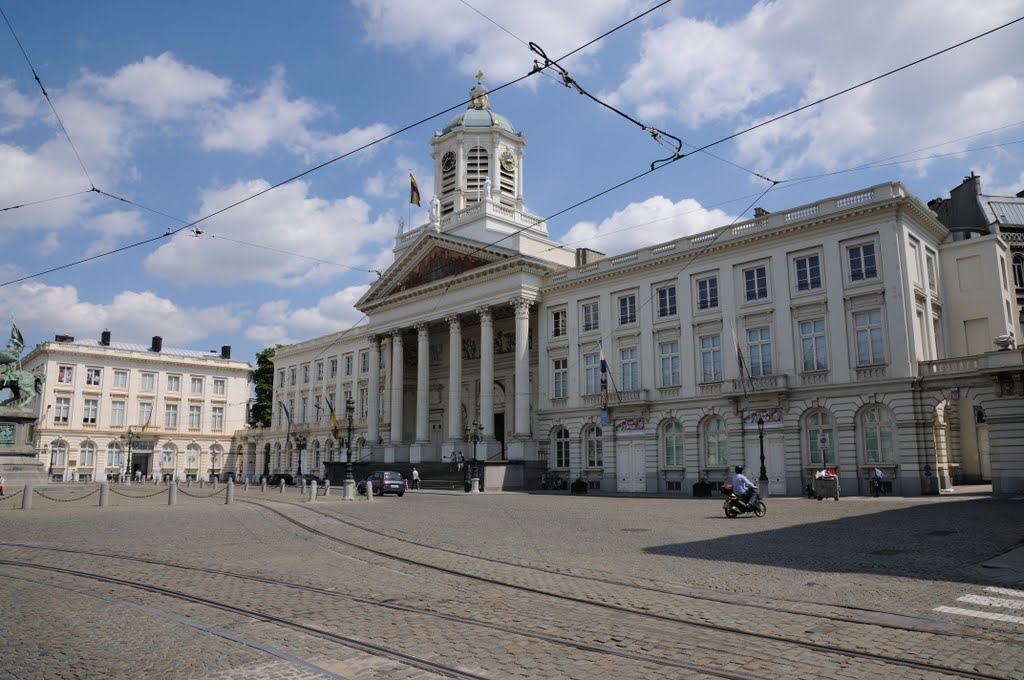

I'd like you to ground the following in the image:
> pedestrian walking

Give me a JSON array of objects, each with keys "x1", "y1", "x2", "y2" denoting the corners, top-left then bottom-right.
[
  {"x1": 0, "y1": 475, "x2": 5, "y2": 495},
  {"x1": 457, "y1": 451, "x2": 464, "y2": 471},
  {"x1": 871, "y1": 467, "x2": 886, "y2": 497},
  {"x1": 411, "y1": 467, "x2": 420, "y2": 490},
  {"x1": 450, "y1": 452, "x2": 457, "y2": 471}
]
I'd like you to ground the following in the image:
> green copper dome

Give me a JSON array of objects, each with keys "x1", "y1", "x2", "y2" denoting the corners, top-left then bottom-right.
[{"x1": 438, "y1": 72, "x2": 516, "y2": 135}]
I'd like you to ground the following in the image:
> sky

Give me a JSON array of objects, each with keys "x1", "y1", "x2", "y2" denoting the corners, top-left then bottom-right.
[{"x1": 1, "y1": 0, "x2": 1023, "y2": 368}]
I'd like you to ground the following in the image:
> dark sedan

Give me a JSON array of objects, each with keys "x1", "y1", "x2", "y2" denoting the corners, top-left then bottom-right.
[{"x1": 356, "y1": 471, "x2": 406, "y2": 497}]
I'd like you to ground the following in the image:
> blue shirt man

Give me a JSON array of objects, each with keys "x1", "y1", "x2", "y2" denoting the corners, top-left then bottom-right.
[{"x1": 731, "y1": 465, "x2": 758, "y2": 506}]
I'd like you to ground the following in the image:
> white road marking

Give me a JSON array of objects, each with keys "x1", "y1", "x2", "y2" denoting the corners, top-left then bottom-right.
[
  {"x1": 984, "y1": 586, "x2": 1024, "y2": 598},
  {"x1": 933, "y1": 606, "x2": 1024, "y2": 624},
  {"x1": 957, "y1": 594, "x2": 1024, "y2": 610}
]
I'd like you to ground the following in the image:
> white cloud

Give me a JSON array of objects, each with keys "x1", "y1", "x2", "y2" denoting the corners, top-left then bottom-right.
[
  {"x1": 561, "y1": 195, "x2": 734, "y2": 255},
  {"x1": 82, "y1": 209, "x2": 146, "y2": 257},
  {"x1": 244, "y1": 288, "x2": 368, "y2": 346},
  {"x1": 0, "y1": 78, "x2": 40, "y2": 132},
  {"x1": 143, "y1": 179, "x2": 395, "y2": 286},
  {"x1": 87, "y1": 52, "x2": 230, "y2": 119},
  {"x1": 1, "y1": 283, "x2": 243, "y2": 346}
]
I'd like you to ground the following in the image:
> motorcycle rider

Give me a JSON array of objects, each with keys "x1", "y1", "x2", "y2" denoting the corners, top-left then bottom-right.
[{"x1": 731, "y1": 465, "x2": 759, "y2": 510}]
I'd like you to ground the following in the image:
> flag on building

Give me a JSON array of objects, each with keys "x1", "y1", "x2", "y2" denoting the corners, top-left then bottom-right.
[
  {"x1": 280, "y1": 400, "x2": 292, "y2": 446},
  {"x1": 410, "y1": 174, "x2": 421, "y2": 206},
  {"x1": 326, "y1": 395, "x2": 339, "y2": 440},
  {"x1": 141, "y1": 407, "x2": 152, "y2": 432}
]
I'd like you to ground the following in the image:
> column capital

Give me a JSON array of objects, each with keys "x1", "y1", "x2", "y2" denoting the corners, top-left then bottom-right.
[
  {"x1": 510, "y1": 297, "x2": 533, "y2": 316},
  {"x1": 390, "y1": 328, "x2": 404, "y2": 341},
  {"x1": 367, "y1": 333, "x2": 379, "y2": 345},
  {"x1": 414, "y1": 322, "x2": 429, "y2": 334},
  {"x1": 477, "y1": 306, "x2": 492, "y2": 324},
  {"x1": 446, "y1": 314, "x2": 461, "y2": 331}
]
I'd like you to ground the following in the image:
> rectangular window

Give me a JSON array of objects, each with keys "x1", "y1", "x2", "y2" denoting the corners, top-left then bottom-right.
[
  {"x1": 744, "y1": 265, "x2": 768, "y2": 301},
  {"x1": 213, "y1": 378, "x2": 225, "y2": 396},
  {"x1": 58, "y1": 365, "x2": 74, "y2": 384},
  {"x1": 854, "y1": 309, "x2": 885, "y2": 365},
  {"x1": 82, "y1": 398, "x2": 98, "y2": 424},
  {"x1": 700, "y1": 335, "x2": 722, "y2": 383},
  {"x1": 345, "y1": 355, "x2": 353, "y2": 377},
  {"x1": 278, "y1": 370, "x2": 285, "y2": 387},
  {"x1": 697, "y1": 276, "x2": 718, "y2": 310},
  {"x1": 620, "y1": 348, "x2": 639, "y2": 390},
  {"x1": 329, "y1": 358, "x2": 338, "y2": 379},
  {"x1": 303, "y1": 365, "x2": 310, "y2": 383},
  {"x1": 165, "y1": 403, "x2": 178, "y2": 428},
  {"x1": 141, "y1": 373, "x2": 155, "y2": 391},
  {"x1": 167, "y1": 375, "x2": 181, "y2": 392},
  {"x1": 582, "y1": 301, "x2": 599, "y2": 332},
  {"x1": 190, "y1": 377, "x2": 203, "y2": 394},
  {"x1": 138, "y1": 402, "x2": 153, "y2": 427},
  {"x1": 212, "y1": 406, "x2": 224, "y2": 431},
  {"x1": 799, "y1": 319, "x2": 828, "y2": 371},
  {"x1": 113, "y1": 370, "x2": 128, "y2": 388},
  {"x1": 659, "y1": 341, "x2": 680, "y2": 387},
  {"x1": 552, "y1": 358, "x2": 568, "y2": 399},
  {"x1": 85, "y1": 368, "x2": 102, "y2": 386},
  {"x1": 290, "y1": 368, "x2": 297, "y2": 386},
  {"x1": 110, "y1": 400, "x2": 125, "y2": 426},
  {"x1": 583, "y1": 353, "x2": 601, "y2": 395},
  {"x1": 551, "y1": 309, "x2": 567, "y2": 337},
  {"x1": 358, "y1": 387, "x2": 368, "y2": 418},
  {"x1": 618, "y1": 294, "x2": 637, "y2": 325},
  {"x1": 746, "y1": 327, "x2": 773, "y2": 376},
  {"x1": 360, "y1": 352, "x2": 369, "y2": 373},
  {"x1": 314, "y1": 395, "x2": 322, "y2": 423},
  {"x1": 188, "y1": 405, "x2": 202, "y2": 429},
  {"x1": 301, "y1": 397, "x2": 308, "y2": 423},
  {"x1": 316, "y1": 362, "x2": 323, "y2": 381},
  {"x1": 54, "y1": 397, "x2": 71, "y2": 423},
  {"x1": 926, "y1": 255, "x2": 937, "y2": 292},
  {"x1": 794, "y1": 255, "x2": 821, "y2": 291},
  {"x1": 848, "y1": 243, "x2": 878, "y2": 281},
  {"x1": 657, "y1": 285, "x2": 677, "y2": 317}
]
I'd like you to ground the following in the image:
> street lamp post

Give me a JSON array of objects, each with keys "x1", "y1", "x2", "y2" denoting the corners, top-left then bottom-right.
[
  {"x1": 343, "y1": 398, "x2": 355, "y2": 500},
  {"x1": 469, "y1": 420, "x2": 483, "y2": 493},
  {"x1": 757, "y1": 417, "x2": 768, "y2": 486},
  {"x1": 295, "y1": 435, "x2": 305, "y2": 480},
  {"x1": 121, "y1": 428, "x2": 136, "y2": 482}
]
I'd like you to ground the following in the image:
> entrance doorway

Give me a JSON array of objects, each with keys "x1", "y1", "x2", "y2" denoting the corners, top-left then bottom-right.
[
  {"x1": 745, "y1": 434, "x2": 785, "y2": 496},
  {"x1": 616, "y1": 440, "x2": 645, "y2": 492},
  {"x1": 493, "y1": 412, "x2": 505, "y2": 459}
]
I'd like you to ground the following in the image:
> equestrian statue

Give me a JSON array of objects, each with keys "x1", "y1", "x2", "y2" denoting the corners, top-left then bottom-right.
[{"x1": 0, "y1": 320, "x2": 44, "y2": 408}]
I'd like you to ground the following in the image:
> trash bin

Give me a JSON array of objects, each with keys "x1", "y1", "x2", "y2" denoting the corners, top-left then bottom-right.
[{"x1": 813, "y1": 475, "x2": 840, "y2": 500}]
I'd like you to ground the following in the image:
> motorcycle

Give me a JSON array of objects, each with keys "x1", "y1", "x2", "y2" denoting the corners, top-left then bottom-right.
[{"x1": 722, "y1": 483, "x2": 766, "y2": 518}]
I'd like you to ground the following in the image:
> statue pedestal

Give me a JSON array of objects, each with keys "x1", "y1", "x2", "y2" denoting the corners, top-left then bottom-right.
[{"x1": 0, "y1": 408, "x2": 46, "y2": 486}]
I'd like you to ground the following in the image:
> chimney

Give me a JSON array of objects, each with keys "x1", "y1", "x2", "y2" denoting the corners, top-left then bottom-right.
[
  {"x1": 221, "y1": 345, "x2": 231, "y2": 360},
  {"x1": 100, "y1": 330, "x2": 111, "y2": 346},
  {"x1": 151, "y1": 336, "x2": 163, "y2": 353},
  {"x1": 54, "y1": 334, "x2": 74, "y2": 343}
]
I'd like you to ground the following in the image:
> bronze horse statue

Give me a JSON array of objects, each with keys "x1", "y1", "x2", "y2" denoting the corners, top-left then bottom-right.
[{"x1": 0, "y1": 368, "x2": 44, "y2": 407}]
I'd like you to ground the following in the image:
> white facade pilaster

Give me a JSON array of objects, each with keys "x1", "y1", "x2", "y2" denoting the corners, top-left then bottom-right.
[
  {"x1": 367, "y1": 335, "x2": 380, "y2": 446},
  {"x1": 446, "y1": 314, "x2": 463, "y2": 454}
]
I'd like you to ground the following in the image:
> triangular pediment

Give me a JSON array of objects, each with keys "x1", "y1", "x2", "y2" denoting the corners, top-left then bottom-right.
[{"x1": 357, "y1": 232, "x2": 511, "y2": 310}]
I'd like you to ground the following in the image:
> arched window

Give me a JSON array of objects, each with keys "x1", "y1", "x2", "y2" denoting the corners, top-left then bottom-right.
[
  {"x1": 662, "y1": 420, "x2": 684, "y2": 467},
  {"x1": 79, "y1": 441, "x2": 96, "y2": 467},
  {"x1": 186, "y1": 444, "x2": 200, "y2": 470},
  {"x1": 161, "y1": 443, "x2": 176, "y2": 468},
  {"x1": 703, "y1": 418, "x2": 727, "y2": 467},
  {"x1": 553, "y1": 427, "x2": 570, "y2": 468},
  {"x1": 51, "y1": 440, "x2": 68, "y2": 466},
  {"x1": 806, "y1": 410, "x2": 835, "y2": 467},
  {"x1": 313, "y1": 440, "x2": 321, "y2": 468},
  {"x1": 325, "y1": 439, "x2": 333, "y2": 463},
  {"x1": 273, "y1": 442, "x2": 281, "y2": 471},
  {"x1": 1013, "y1": 255, "x2": 1024, "y2": 288},
  {"x1": 106, "y1": 442, "x2": 123, "y2": 468},
  {"x1": 862, "y1": 405, "x2": 894, "y2": 463},
  {"x1": 583, "y1": 425, "x2": 603, "y2": 468}
]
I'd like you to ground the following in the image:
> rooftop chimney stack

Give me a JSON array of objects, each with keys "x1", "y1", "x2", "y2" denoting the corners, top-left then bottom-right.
[
  {"x1": 221, "y1": 345, "x2": 231, "y2": 359},
  {"x1": 151, "y1": 336, "x2": 162, "y2": 353},
  {"x1": 100, "y1": 330, "x2": 111, "y2": 346}
]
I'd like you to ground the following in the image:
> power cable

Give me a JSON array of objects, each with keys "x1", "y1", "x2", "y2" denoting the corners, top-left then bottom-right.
[{"x1": 1, "y1": 189, "x2": 94, "y2": 213}]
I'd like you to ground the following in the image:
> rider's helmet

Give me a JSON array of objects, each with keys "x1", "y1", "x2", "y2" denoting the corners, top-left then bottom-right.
[{"x1": 735, "y1": 465, "x2": 745, "y2": 474}]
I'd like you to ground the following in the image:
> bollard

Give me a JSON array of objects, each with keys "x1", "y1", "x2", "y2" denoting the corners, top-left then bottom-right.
[
  {"x1": 168, "y1": 483, "x2": 177, "y2": 505},
  {"x1": 309, "y1": 481, "x2": 316, "y2": 502},
  {"x1": 21, "y1": 484, "x2": 32, "y2": 509},
  {"x1": 324, "y1": 480, "x2": 331, "y2": 497},
  {"x1": 226, "y1": 480, "x2": 234, "y2": 505},
  {"x1": 260, "y1": 478, "x2": 267, "y2": 492},
  {"x1": 213, "y1": 478, "x2": 218, "y2": 490},
  {"x1": 187, "y1": 478, "x2": 192, "y2": 488},
  {"x1": 366, "y1": 480, "x2": 373, "y2": 502},
  {"x1": 199, "y1": 479, "x2": 204, "y2": 489},
  {"x1": 299, "y1": 479, "x2": 306, "y2": 493},
  {"x1": 99, "y1": 482, "x2": 109, "y2": 507},
  {"x1": 279, "y1": 479, "x2": 285, "y2": 493},
  {"x1": 244, "y1": 479, "x2": 250, "y2": 492},
  {"x1": 154, "y1": 476, "x2": 159, "y2": 485}
]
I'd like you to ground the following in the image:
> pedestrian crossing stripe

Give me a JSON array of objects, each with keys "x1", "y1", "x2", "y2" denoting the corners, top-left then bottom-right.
[{"x1": 932, "y1": 586, "x2": 1024, "y2": 625}]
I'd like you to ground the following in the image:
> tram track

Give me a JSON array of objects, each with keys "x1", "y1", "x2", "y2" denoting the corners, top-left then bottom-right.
[{"x1": 1, "y1": 498, "x2": 1018, "y2": 679}]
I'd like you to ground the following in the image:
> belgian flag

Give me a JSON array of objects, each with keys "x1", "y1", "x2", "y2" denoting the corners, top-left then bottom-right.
[{"x1": 410, "y1": 174, "x2": 421, "y2": 206}]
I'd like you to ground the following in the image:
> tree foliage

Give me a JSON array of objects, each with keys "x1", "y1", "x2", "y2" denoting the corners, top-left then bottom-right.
[{"x1": 249, "y1": 345, "x2": 279, "y2": 427}]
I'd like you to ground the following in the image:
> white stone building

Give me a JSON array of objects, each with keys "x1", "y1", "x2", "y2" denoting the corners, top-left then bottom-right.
[
  {"x1": 243, "y1": 77, "x2": 1024, "y2": 496},
  {"x1": 24, "y1": 332, "x2": 251, "y2": 482}
]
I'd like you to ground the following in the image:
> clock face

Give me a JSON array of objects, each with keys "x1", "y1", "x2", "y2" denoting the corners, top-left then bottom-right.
[
  {"x1": 441, "y1": 151, "x2": 456, "y2": 172},
  {"x1": 500, "y1": 150, "x2": 516, "y2": 172}
]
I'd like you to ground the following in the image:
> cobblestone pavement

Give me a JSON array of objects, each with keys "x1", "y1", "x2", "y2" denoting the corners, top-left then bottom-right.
[{"x1": 0, "y1": 485, "x2": 1022, "y2": 679}]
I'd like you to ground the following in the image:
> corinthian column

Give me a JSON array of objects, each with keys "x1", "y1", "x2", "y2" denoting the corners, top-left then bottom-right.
[
  {"x1": 512, "y1": 297, "x2": 532, "y2": 437},
  {"x1": 415, "y1": 323, "x2": 429, "y2": 443},
  {"x1": 390, "y1": 330, "x2": 404, "y2": 444},
  {"x1": 367, "y1": 335, "x2": 380, "y2": 444},
  {"x1": 447, "y1": 314, "x2": 463, "y2": 445},
  {"x1": 478, "y1": 307, "x2": 494, "y2": 440}
]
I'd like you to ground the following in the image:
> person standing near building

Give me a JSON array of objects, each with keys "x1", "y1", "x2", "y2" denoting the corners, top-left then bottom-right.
[
  {"x1": 411, "y1": 467, "x2": 420, "y2": 490},
  {"x1": 0, "y1": 475, "x2": 5, "y2": 495},
  {"x1": 871, "y1": 467, "x2": 886, "y2": 497}
]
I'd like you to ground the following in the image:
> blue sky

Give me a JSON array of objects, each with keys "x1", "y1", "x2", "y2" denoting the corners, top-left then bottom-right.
[{"x1": 1, "y1": 0, "x2": 1022, "y2": 368}]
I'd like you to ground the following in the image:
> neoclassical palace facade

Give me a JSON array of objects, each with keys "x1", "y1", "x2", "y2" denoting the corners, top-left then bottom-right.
[{"x1": 234, "y1": 78, "x2": 1024, "y2": 496}]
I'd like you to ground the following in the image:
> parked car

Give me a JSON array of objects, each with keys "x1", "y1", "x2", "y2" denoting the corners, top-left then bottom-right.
[
  {"x1": 299, "y1": 473, "x2": 326, "y2": 486},
  {"x1": 357, "y1": 471, "x2": 406, "y2": 497},
  {"x1": 266, "y1": 473, "x2": 294, "y2": 486}
]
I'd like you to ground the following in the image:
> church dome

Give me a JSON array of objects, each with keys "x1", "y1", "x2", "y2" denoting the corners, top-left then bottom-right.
[{"x1": 439, "y1": 73, "x2": 516, "y2": 135}]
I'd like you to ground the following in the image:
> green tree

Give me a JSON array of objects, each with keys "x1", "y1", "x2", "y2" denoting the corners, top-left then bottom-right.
[{"x1": 249, "y1": 345, "x2": 280, "y2": 427}]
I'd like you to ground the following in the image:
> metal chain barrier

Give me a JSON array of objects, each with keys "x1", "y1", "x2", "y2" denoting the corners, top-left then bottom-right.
[
  {"x1": 33, "y1": 488, "x2": 101, "y2": 503},
  {"x1": 109, "y1": 487, "x2": 168, "y2": 499},
  {"x1": 178, "y1": 486, "x2": 227, "y2": 499},
  {"x1": 1, "y1": 489, "x2": 24, "y2": 504}
]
